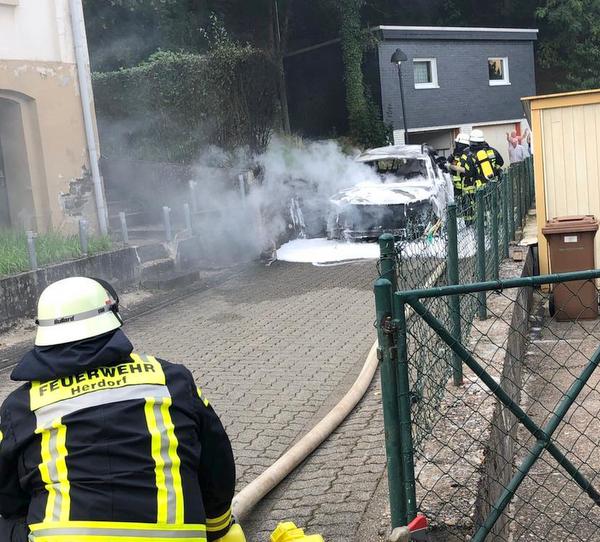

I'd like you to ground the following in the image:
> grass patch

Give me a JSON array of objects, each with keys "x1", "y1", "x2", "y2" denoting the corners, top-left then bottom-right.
[{"x1": 0, "y1": 229, "x2": 113, "y2": 277}]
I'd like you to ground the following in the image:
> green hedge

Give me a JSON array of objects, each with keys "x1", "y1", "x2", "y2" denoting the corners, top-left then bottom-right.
[{"x1": 93, "y1": 46, "x2": 278, "y2": 163}]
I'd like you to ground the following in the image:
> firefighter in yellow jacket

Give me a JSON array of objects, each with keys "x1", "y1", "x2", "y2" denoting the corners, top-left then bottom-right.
[
  {"x1": 0, "y1": 277, "x2": 246, "y2": 542},
  {"x1": 468, "y1": 129, "x2": 504, "y2": 186}
]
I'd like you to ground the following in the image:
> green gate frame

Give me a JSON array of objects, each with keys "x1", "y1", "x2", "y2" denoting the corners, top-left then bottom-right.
[{"x1": 375, "y1": 267, "x2": 600, "y2": 540}]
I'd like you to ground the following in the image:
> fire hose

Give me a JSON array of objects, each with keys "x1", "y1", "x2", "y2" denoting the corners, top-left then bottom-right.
[
  {"x1": 232, "y1": 255, "x2": 446, "y2": 538},
  {"x1": 232, "y1": 340, "x2": 380, "y2": 520}
]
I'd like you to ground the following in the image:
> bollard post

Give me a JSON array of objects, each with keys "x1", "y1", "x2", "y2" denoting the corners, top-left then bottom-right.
[
  {"x1": 375, "y1": 277, "x2": 406, "y2": 528},
  {"x1": 491, "y1": 180, "x2": 500, "y2": 281},
  {"x1": 119, "y1": 212, "x2": 129, "y2": 245},
  {"x1": 79, "y1": 219, "x2": 89, "y2": 256},
  {"x1": 446, "y1": 204, "x2": 463, "y2": 386},
  {"x1": 378, "y1": 233, "x2": 397, "y2": 291},
  {"x1": 476, "y1": 189, "x2": 487, "y2": 320},
  {"x1": 163, "y1": 206, "x2": 172, "y2": 242},
  {"x1": 189, "y1": 181, "x2": 198, "y2": 213},
  {"x1": 26, "y1": 231, "x2": 38, "y2": 271},
  {"x1": 502, "y1": 175, "x2": 509, "y2": 259},
  {"x1": 184, "y1": 203, "x2": 193, "y2": 233},
  {"x1": 238, "y1": 174, "x2": 247, "y2": 206},
  {"x1": 508, "y1": 167, "x2": 515, "y2": 241}
]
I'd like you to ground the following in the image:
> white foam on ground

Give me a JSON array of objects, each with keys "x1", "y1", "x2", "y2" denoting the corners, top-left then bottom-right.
[
  {"x1": 276, "y1": 238, "x2": 380, "y2": 264},
  {"x1": 277, "y1": 230, "x2": 478, "y2": 265}
]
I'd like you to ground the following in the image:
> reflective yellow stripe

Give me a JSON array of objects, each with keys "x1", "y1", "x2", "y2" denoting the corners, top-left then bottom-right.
[
  {"x1": 144, "y1": 398, "x2": 169, "y2": 522},
  {"x1": 31, "y1": 537, "x2": 205, "y2": 542},
  {"x1": 36, "y1": 420, "x2": 70, "y2": 522},
  {"x1": 37, "y1": 427, "x2": 57, "y2": 521},
  {"x1": 206, "y1": 507, "x2": 232, "y2": 526},
  {"x1": 29, "y1": 520, "x2": 207, "y2": 542},
  {"x1": 196, "y1": 387, "x2": 209, "y2": 408},
  {"x1": 206, "y1": 507, "x2": 232, "y2": 532},
  {"x1": 53, "y1": 421, "x2": 70, "y2": 521},
  {"x1": 161, "y1": 398, "x2": 184, "y2": 524}
]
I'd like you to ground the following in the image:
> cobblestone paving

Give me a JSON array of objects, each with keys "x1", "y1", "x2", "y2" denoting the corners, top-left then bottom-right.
[{"x1": 0, "y1": 260, "x2": 387, "y2": 541}]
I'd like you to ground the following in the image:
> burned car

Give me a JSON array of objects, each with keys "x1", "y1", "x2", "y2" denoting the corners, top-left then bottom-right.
[{"x1": 326, "y1": 145, "x2": 453, "y2": 241}]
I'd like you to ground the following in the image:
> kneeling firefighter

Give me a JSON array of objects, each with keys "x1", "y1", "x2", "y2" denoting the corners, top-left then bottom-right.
[{"x1": 0, "y1": 277, "x2": 246, "y2": 542}]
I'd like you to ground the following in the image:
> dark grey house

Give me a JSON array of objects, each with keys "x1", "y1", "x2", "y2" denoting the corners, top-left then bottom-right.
[
  {"x1": 284, "y1": 26, "x2": 537, "y2": 154},
  {"x1": 377, "y1": 26, "x2": 537, "y2": 153}
]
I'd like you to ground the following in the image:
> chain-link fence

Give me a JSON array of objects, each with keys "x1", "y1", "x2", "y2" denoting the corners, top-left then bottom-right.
[
  {"x1": 387, "y1": 159, "x2": 534, "y2": 454},
  {"x1": 371, "y1": 157, "x2": 600, "y2": 541}
]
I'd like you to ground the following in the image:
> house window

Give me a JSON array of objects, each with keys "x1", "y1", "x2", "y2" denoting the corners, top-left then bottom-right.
[
  {"x1": 488, "y1": 57, "x2": 510, "y2": 86},
  {"x1": 413, "y1": 59, "x2": 438, "y2": 89}
]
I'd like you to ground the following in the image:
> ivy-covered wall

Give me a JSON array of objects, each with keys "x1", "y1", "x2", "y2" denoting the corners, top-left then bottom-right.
[{"x1": 93, "y1": 46, "x2": 278, "y2": 163}]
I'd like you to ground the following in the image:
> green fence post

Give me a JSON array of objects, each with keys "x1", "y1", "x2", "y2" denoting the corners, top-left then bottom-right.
[
  {"x1": 394, "y1": 296, "x2": 418, "y2": 522},
  {"x1": 374, "y1": 278, "x2": 406, "y2": 528},
  {"x1": 502, "y1": 174, "x2": 509, "y2": 258},
  {"x1": 491, "y1": 180, "x2": 500, "y2": 280},
  {"x1": 521, "y1": 161, "x2": 528, "y2": 221},
  {"x1": 508, "y1": 167, "x2": 515, "y2": 241},
  {"x1": 523, "y1": 160, "x2": 530, "y2": 215},
  {"x1": 379, "y1": 233, "x2": 397, "y2": 291},
  {"x1": 516, "y1": 164, "x2": 523, "y2": 232},
  {"x1": 530, "y1": 156, "x2": 535, "y2": 207},
  {"x1": 446, "y1": 203, "x2": 463, "y2": 386},
  {"x1": 476, "y1": 189, "x2": 487, "y2": 320}
]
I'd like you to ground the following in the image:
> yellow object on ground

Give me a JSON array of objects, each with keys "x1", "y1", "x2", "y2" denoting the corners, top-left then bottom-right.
[
  {"x1": 215, "y1": 524, "x2": 247, "y2": 542},
  {"x1": 270, "y1": 522, "x2": 324, "y2": 541}
]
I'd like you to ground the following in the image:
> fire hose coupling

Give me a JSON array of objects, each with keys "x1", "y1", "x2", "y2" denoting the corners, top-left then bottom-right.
[
  {"x1": 388, "y1": 514, "x2": 429, "y2": 542},
  {"x1": 270, "y1": 522, "x2": 325, "y2": 542}
]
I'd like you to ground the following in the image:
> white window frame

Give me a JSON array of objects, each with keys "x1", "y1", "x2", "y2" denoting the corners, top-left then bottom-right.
[
  {"x1": 0, "y1": 0, "x2": 19, "y2": 5},
  {"x1": 488, "y1": 57, "x2": 510, "y2": 86},
  {"x1": 413, "y1": 58, "x2": 439, "y2": 89}
]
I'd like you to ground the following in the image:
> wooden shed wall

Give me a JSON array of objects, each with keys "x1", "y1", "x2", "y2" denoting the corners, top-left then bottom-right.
[{"x1": 536, "y1": 101, "x2": 600, "y2": 273}]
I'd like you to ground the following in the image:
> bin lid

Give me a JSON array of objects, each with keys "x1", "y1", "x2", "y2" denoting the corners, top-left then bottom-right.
[{"x1": 542, "y1": 215, "x2": 599, "y2": 235}]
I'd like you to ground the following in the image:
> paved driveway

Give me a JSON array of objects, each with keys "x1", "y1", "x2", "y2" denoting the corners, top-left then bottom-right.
[{"x1": 0, "y1": 260, "x2": 387, "y2": 542}]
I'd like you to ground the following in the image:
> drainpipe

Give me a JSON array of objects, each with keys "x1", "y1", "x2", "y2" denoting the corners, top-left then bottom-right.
[{"x1": 69, "y1": 0, "x2": 108, "y2": 235}]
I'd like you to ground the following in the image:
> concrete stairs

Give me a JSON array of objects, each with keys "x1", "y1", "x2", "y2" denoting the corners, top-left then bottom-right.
[{"x1": 136, "y1": 241, "x2": 200, "y2": 290}]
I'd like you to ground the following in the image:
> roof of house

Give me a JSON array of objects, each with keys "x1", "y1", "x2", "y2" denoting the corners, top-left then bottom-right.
[
  {"x1": 376, "y1": 25, "x2": 538, "y2": 41},
  {"x1": 522, "y1": 88, "x2": 600, "y2": 111}
]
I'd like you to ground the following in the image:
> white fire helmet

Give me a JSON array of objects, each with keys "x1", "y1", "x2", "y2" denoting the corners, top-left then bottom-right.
[
  {"x1": 469, "y1": 129, "x2": 485, "y2": 144},
  {"x1": 35, "y1": 277, "x2": 123, "y2": 346},
  {"x1": 455, "y1": 133, "x2": 470, "y2": 145}
]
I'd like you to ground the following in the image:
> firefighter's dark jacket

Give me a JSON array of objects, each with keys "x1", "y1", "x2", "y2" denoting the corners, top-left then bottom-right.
[{"x1": 0, "y1": 329, "x2": 235, "y2": 541}]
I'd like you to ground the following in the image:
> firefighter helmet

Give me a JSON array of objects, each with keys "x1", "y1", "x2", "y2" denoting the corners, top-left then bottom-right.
[
  {"x1": 469, "y1": 129, "x2": 485, "y2": 143},
  {"x1": 455, "y1": 133, "x2": 470, "y2": 145},
  {"x1": 35, "y1": 277, "x2": 122, "y2": 346}
]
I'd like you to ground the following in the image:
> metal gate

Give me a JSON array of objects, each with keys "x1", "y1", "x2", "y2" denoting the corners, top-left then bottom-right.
[{"x1": 375, "y1": 246, "x2": 600, "y2": 541}]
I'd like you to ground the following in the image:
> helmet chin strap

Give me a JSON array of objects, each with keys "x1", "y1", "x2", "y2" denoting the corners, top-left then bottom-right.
[{"x1": 89, "y1": 277, "x2": 123, "y2": 325}]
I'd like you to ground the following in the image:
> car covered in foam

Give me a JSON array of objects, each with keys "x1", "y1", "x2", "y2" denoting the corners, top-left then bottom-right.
[{"x1": 326, "y1": 144, "x2": 453, "y2": 241}]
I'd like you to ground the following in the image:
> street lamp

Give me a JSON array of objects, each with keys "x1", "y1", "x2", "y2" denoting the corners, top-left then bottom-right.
[{"x1": 391, "y1": 48, "x2": 408, "y2": 144}]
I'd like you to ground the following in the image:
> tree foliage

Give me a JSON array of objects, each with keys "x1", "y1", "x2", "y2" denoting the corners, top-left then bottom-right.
[
  {"x1": 84, "y1": 0, "x2": 594, "y2": 159},
  {"x1": 337, "y1": 0, "x2": 389, "y2": 147},
  {"x1": 93, "y1": 46, "x2": 278, "y2": 161},
  {"x1": 536, "y1": 0, "x2": 600, "y2": 90}
]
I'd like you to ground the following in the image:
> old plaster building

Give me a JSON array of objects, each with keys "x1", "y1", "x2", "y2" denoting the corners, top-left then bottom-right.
[{"x1": 0, "y1": 0, "x2": 107, "y2": 233}]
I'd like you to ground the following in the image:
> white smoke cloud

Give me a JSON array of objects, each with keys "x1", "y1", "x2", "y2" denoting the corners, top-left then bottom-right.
[{"x1": 187, "y1": 137, "x2": 379, "y2": 264}]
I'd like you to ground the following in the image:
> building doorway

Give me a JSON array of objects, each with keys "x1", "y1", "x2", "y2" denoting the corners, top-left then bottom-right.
[{"x1": 0, "y1": 95, "x2": 38, "y2": 230}]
